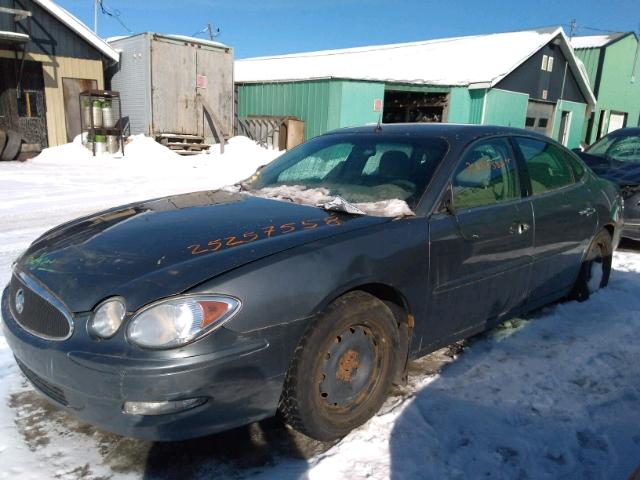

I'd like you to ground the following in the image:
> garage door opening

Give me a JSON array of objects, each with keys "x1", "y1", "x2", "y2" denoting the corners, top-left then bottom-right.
[{"x1": 383, "y1": 91, "x2": 448, "y2": 124}]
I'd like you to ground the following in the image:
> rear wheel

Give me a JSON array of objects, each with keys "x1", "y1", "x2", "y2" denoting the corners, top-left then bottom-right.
[
  {"x1": 279, "y1": 291, "x2": 400, "y2": 441},
  {"x1": 571, "y1": 229, "x2": 612, "y2": 301}
]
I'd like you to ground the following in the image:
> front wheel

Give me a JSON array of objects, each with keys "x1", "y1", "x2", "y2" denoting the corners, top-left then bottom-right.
[
  {"x1": 571, "y1": 229, "x2": 613, "y2": 301},
  {"x1": 279, "y1": 291, "x2": 400, "y2": 441}
]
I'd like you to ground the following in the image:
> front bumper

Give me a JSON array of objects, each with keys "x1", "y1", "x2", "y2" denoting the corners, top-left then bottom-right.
[{"x1": 1, "y1": 287, "x2": 301, "y2": 441}]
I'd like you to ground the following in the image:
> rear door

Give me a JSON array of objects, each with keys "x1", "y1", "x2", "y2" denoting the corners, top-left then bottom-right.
[
  {"x1": 425, "y1": 137, "x2": 533, "y2": 348},
  {"x1": 512, "y1": 137, "x2": 597, "y2": 302}
]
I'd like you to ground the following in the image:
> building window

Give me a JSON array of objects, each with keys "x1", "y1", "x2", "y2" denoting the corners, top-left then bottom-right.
[
  {"x1": 547, "y1": 56, "x2": 554, "y2": 72},
  {"x1": 525, "y1": 117, "x2": 535, "y2": 127},
  {"x1": 538, "y1": 118, "x2": 548, "y2": 128},
  {"x1": 541, "y1": 55, "x2": 548, "y2": 70},
  {"x1": 17, "y1": 90, "x2": 41, "y2": 118},
  {"x1": 541, "y1": 89, "x2": 548, "y2": 100}
]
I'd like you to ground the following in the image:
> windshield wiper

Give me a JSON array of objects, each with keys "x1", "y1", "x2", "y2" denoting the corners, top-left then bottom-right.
[{"x1": 318, "y1": 195, "x2": 366, "y2": 215}]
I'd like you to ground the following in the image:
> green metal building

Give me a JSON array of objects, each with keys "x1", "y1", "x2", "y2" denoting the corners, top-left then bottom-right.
[
  {"x1": 572, "y1": 32, "x2": 640, "y2": 144},
  {"x1": 235, "y1": 27, "x2": 595, "y2": 149}
]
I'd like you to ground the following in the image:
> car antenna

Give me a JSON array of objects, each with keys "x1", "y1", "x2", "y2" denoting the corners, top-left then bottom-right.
[{"x1": 374, "y1": 113, "x2": 383, "y2": 132}]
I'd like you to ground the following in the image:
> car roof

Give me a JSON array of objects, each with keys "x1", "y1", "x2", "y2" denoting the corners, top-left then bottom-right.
[
  {"x1": 322, "y1": 122, "x2": 550, "y2": 142},
  {"x1": 606, "y1": 127, "x2": 640, "y2": 137}
]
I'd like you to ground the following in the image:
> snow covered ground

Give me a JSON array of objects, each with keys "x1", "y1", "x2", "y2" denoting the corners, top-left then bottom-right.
[{"x1": 1, "y1": 136, "x2": 640, "y2": 479}]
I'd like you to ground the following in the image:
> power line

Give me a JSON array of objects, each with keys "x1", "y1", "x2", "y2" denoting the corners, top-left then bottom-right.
[{"x1": 98, "y1": 0, "x2": 131, "y2": 33}]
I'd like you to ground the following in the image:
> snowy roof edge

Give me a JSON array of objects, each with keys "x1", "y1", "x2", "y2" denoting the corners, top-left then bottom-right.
[
  {"x1": 33, "y1": 0, "x2": 119, "y2": 62},
  {"x1": 571, "y1": 32, "x2": 636, "y2": 50},
  {"x1": 107, "y1": 32, "x2": 230, "y2": 50},
  {"x1": 235, "y1": 27, "x2": 595, "y2": 107}
]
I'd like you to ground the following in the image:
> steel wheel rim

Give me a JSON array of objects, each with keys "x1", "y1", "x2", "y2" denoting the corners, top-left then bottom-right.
[{"x1": 318, "y1": 325, "x2": 383, "y2": 411}]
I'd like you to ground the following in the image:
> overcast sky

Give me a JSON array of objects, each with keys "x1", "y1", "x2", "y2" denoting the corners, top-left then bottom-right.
[{"x1": 58, "y1": 0, "x2": 640, "y2": 58}]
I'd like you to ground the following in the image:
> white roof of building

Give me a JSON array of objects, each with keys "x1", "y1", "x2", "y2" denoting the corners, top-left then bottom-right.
[
  {"x1": 571, "y1": 33, "x2": 627, "y2": 49},
  {"x1": 33, "y1": 0, "x2": 119, "y2": 62},
  {"x1": 107, "y1": 33, "x2": 229, "y2": 50},
  {"x1": 235, "y1": 26, "x2": 595, "y2": 107}
]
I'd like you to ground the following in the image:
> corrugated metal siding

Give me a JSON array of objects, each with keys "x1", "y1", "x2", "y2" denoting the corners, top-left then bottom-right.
[
  {"x1": 109, "y1": 34, "x2": 152, "y2": 135},
  {"x1": 446, "y1": 87, "x2": 473, "y2": 123},
  {"x1": 469, "y1": 89, "x2": 485, "y2": 124},
  {"x1": 551, "y1": 100, "x2": 587, "y2": 149},
  {"x1": 598, "y1": 35, "x2": 640, "y2": 127},
  {"x1": 0, "y1": 0, "x2": 103, "y2": 60},
  {"x1": 484, "y1": 89, "x2": 528, "y2": 127},
  {"x1": 573, "y1": 47, "x2": 601, "y2": 89},
  {"x1": 237, "y1": 80, "x2": 338, "y2": 139},
  {"x1": 339, "y1": 81, "x2": 385, "y2": 128}
]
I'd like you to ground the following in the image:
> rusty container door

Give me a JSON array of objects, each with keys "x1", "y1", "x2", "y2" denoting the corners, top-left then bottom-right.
[
  {"x1": 195, "y1": 46, "x2": 233, "y2": 141},
  {"x1": 150, "y1": 38, "x2": 197, "y2": 135}
]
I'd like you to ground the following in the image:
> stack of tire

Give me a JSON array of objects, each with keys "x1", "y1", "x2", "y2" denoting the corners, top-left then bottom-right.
[{"x1": 0, "y1": 130, "x2": 23, "y2": 161}]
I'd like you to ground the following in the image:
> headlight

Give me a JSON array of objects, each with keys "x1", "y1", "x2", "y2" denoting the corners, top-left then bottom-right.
[
  {"x1": 126, "y1": 295, "x2": 240, "y2": 349},
  {"x1": 89, "y1": 297, "x2": 126, "y2": 338}
]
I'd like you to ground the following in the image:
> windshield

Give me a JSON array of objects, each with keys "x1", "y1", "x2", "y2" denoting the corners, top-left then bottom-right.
[
  {"x1": 586, "y1": 133, "x2": 640, "y2": 163},
  {"x1": 244, "y1": 133, "x2": 449, "y2": 210}
]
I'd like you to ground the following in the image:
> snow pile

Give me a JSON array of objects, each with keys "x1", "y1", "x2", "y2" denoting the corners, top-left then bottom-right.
[{"x1": 251, "y1": 185, "x2": 414, "y2": 217}]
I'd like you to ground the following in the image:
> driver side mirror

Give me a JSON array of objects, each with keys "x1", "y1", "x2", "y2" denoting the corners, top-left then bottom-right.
[{"x1": 439, "y1": 183, "x2": 456, "y2": 216}]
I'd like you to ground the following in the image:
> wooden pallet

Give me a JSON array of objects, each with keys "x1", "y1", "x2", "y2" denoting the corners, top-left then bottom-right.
[{"x1": 157, "y1": 133, "x2": 211, "y2": 155}]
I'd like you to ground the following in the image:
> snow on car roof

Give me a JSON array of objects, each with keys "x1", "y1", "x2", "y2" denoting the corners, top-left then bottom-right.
[{"x1": 235, "y1": 26, "x2": 595, "y2": 107}]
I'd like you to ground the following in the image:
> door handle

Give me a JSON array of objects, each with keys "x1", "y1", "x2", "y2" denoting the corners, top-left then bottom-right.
[
  {"x1": 579, "y1": 207, "x2": 596, "y2": 217},
  {"x1": 509, "y1": 222, "x2": 530, "y2": 235}
]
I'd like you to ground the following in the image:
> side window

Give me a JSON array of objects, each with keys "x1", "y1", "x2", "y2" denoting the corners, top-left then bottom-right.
[
  {"x1": 607, "y1": 136, "x2": 640, "y2": 162},
  {"x1": 565, "y1": 151, "x2": 586, "y2": 180},
  {"x1": 514, "y1": 138, "x2": 574, "y2": 195},
  {"x1": 277, "y1": 143, "x2": 353, "y2": 183},
  {"x1": 452, "y1": 138, "x2": 520, "y2": 210}
]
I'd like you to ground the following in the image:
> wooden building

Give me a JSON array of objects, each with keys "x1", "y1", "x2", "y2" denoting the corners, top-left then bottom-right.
[{"x1": 0, "y1": 0, "x2": 118, "y2": 152}]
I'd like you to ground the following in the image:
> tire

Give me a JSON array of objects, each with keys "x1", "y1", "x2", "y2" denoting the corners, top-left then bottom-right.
[
  {"x1": 0, "y1": 130, "x2": 7, "y2": 158},
  {"x1": 571, "y1": 229, "x2": 613, "y2": 302},
  {"x1": 1, "y1": 130, "x2": 21, "y2": 161},
  {"x1": 279, "y1": 291, "x2": 400, "y2": 441}
]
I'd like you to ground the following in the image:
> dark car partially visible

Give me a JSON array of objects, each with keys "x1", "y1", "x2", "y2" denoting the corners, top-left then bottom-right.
[{"x1": 576, "y1": 127, "x2": 640, "y2": 241}]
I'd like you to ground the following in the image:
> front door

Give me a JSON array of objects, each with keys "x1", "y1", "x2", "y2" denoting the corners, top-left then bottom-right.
[{"x1": 423, "y1": 137, "x2": 534, "y2": 351}]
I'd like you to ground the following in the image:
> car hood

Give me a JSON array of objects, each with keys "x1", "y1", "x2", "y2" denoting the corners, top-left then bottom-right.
[
  {"x1": 16, "y1": 190, "x2": 390, "y2": 313},
  {"x1": 579, "y1": 152, "x2": 640, "y2": 186}
]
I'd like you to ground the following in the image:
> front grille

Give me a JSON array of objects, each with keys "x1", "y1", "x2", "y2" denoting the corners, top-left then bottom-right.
[
  {"x1": 16, "y1": 359, "x2": 68, "y2": 406},
  {"x1": 9, "y1": 273, "x2": 72, "y2": 340}
]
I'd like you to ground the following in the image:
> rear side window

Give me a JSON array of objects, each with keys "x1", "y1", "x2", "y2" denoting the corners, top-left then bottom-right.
[
  {"x1": 452, "y1": 138, "x2": 520, "y2": 210},
  {"x1": 514, "y1": 138, "x2": 574, "y2": 195},
  {"x1": 565, "y1": 151, "x2": 586, "y2": 180}
]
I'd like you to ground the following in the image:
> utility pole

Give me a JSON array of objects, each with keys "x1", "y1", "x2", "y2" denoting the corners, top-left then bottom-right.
[
  {"x1": 207, "y1": 22, "x2": 213, "y2": 41},
  {"x1": 569, "y1": 18, "x2": 576, "y2": 39},
  {"x1": 94, "y1": 0, "x2": 98, "y2": 34}
]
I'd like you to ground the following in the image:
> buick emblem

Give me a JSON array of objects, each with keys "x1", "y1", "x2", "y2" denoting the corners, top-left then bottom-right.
[{"x1": 15, "y1": 289, "x2": 25, "y2": 315}]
